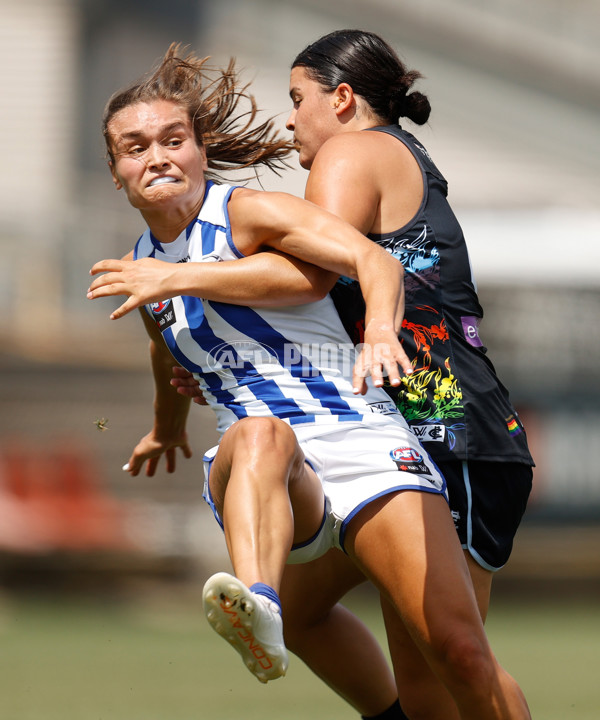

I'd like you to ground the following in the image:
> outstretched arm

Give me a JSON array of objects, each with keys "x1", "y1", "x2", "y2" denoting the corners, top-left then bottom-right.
[
  {"x1": 123, "y1": 308, "x2": 193, "y2": 477},
  {"x1": 88, "y1": 250, "x2": 337, "y2": 319}
]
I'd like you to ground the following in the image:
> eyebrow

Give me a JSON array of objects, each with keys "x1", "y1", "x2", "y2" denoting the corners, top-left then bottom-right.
[{"x1": 118, "y1": 121, "x2": 188, "y2": 142}]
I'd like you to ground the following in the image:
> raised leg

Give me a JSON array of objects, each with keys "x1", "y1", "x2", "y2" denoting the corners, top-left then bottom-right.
[
  {"x1": 208, "y1": 415, "x2": 324, "y2": 590},
  {"x1": 203, "y1": 416, "x2": 325, "y2": 683}
]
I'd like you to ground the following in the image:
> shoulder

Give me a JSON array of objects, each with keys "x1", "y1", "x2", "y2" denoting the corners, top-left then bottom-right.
[
  {"x1": 313, "y1": 132, "x2": 373, "y2": 170},
  {"x1": 227, "y1": 187, "x2": 317, "y2": 253},
  {"x1": 313, "y1": 130, "x2": 413, "y2": 179},
  {"x1": 229, "y1": 187, "x2": 308, "y2": 220}
]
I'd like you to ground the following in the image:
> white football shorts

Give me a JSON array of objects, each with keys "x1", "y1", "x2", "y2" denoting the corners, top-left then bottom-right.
[{"x1": 202, "y1": 414, "x2": 448, "y2": 564}]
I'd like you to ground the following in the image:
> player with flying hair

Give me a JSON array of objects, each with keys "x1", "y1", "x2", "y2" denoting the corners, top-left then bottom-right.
[{"x1": 89, "y1": 42, "x2": 531, "y2": 720}]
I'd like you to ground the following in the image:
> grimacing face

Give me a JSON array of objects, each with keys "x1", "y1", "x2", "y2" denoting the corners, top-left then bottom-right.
[{"x1": 107, "y1": 99, "x2": 208, "y2": 216}]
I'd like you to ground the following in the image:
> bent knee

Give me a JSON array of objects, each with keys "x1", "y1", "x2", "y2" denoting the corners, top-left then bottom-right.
[
  {"x1": 233, "y1": 416, "x2": 299, "y2": 456},
  {"x1": 281, "y1": 607, "x2": 328, "y2": 654},
  {"x1": 440, "y1": 633, "x2": 496, "y2": 689}
]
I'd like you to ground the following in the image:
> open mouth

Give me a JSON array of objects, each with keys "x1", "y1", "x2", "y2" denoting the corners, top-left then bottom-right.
[{"x1": 149, "y1": 176, "x2": 179, "y2": 187}]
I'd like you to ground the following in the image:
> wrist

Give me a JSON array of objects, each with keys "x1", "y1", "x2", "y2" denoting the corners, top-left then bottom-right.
[{"x1": 365, "y1": 317, "x2": 396, "y2": 333}]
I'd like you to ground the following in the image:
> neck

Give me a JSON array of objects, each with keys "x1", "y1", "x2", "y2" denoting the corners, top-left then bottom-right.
[
  {"x1": 345, "y1": 100, "x2": 387, "y2": 131},
  {"x1": 141, "y1": 196, "x2": 205, "y2": 244}
]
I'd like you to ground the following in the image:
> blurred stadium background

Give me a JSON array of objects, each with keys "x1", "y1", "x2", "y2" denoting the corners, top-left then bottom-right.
[{"x1": 0, "y1": 0, "x2": 599, "y2": 716}]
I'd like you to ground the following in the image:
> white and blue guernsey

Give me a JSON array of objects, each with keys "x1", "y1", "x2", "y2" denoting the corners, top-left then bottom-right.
[{"x1": 134, "y1": 181, "x2": 401, "y2": 438}]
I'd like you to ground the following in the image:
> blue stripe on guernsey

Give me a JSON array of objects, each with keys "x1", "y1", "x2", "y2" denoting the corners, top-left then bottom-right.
[
  {"x1": 149, "y1": 232, "x2": 162, "y2": 253},
  {"x1": 133, "y1": 234, "x2": 156, "y2": 261},
  {"x1": 221, "y1": 185, "x2": 245, "y2": 259},
  {"x1": 185, "y1": 221, "x2": 196, "y2": 240},
  {"x1": 161, "y1": 314, "x2": 249, "y2": 423},
  {"x1": 182, "y1": 298, "x2": 307, "y2": 420},
  {"x1": 160, "y1": 296, "x2": 306, "y2": 423},
  {"x1": 208, "y1": 301, "x2": 362, "y2": 419},
  {"x1": 199, "y1": 220, "x2": 217, "y2": 255},
  {"x1": 149, "y1": 217, "x2": 197, "y2": 254}
]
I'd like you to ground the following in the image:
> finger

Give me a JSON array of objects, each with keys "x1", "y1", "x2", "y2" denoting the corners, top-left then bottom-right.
[
  {"x1": 173, "y1": 385, "x2": 197, "y2": 398},
  {"x1": 171, "y1": 366, "x2": 194, "y2": 380},
  {"x1": 193, "y1": 395, "x2": 208, "y2": 406},
  {"x1": 89, "y1": 259, "x2": 124, "y2": 276},
  {"x1": 352, "y1": 376, "x2": 368, "y2": 395},
  {"x1": 370, "y1": 345, "x2": 387, "y2": 388},
  {"x1": 376, "y1": 344, "x2": 399, "y2": 388},
  {"x1": 352, "y1": 360, "x2": 369, "y2": 395},
  {"x1": 395, "y1": 347, "x2": 414, "y2": 377},
  {"x1": 145, "y1": 457, "x2": 159, "y2": 477},
  {"x1": 165, "y1": 447, "x2": 177, "y2": 474},
  {"x1": 383, "y1": 361, "x2": 400, "y2": 387},
  {"x1": 110, "y1": 297, "x2": 140, "y2": 320},
  {"x1": 182, "y1": 443, "x2": 193, "y2": 459},
  {"x1": 123, "y1": 456, "x2": 141, "y2": 477},
  {"x1": 88, "y1": 271, "x2": 126, "y2": 293},
  {"x1": 371, "y1": 365, "x2": 385, "y2": 388},
  {"x1": 87, "y1": 284, "x2": 130, "y2": 303}
]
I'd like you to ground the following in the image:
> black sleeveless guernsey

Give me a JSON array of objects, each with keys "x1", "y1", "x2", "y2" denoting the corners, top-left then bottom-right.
[{"x1": 330, "y1": 124, "x2": 534, "y2": 465}]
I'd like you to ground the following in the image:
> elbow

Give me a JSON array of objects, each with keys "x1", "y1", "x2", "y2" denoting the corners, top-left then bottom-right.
[
  {"x1": 302, "y1": 270, "x2": 338, "y2": 303},
  {"x1": 303, "y1": 285, "x2": 330, "y2": 303}
]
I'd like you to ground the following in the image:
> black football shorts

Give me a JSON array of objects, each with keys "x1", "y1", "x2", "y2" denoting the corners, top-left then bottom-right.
[{"x1": 438, "y1": 460, "x2": 533, "y2": 571}]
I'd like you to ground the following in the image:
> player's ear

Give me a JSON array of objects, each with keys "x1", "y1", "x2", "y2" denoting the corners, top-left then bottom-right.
[
  {"x1": 333, "y1": 83, "x2": 354, "y2": 114},
  {"x1": 198, "y1": 143, "x2": 208, "y2": 172},
  {"x1": 108, "y1": 160, "x2": 123, "y2": 190}
]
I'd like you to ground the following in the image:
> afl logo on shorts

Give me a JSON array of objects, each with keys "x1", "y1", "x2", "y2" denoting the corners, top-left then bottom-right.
[
  {"x1": 390, "y1": 447, "x2": 432, "y2": 476},
  {"x1": 150, "y1": 299, "x2": 176, "y2": 331}
]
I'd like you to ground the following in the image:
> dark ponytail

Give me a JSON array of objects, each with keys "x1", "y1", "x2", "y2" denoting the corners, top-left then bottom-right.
[{"x1": 292, "y1": 29, "x2": 431, "y2": 125}]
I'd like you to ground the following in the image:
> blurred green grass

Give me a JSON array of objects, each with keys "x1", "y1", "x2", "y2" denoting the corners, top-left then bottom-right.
[{"x1": 0, "y1": 588, "x2": 598, "y2": 719}]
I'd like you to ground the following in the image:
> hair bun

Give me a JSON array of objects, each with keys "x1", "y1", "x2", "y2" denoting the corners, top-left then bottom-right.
[{"x1": 404, "y1": 91, "x2": 431, "y2": 125}]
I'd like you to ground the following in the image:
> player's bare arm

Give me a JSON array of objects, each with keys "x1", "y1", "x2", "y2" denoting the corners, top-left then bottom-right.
[
  {"x1": 88, "y1": 250, "x2": 336, "y2": 319},
  {"x1": 229, "y1": 189, "x2": 412, "y2": 388},
  {"x1": 123, "y1": 308, "x2": 192, "y2": 477}
]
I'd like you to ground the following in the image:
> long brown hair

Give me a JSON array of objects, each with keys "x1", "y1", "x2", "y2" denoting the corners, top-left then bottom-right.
[{"x1": 103, "y1": 43, "x2": 293, "y2": 178}]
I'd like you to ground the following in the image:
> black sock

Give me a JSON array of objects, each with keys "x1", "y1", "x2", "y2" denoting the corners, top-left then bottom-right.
[{"x1": 361, "y1": 698, "x2": 410, "y2": 720}]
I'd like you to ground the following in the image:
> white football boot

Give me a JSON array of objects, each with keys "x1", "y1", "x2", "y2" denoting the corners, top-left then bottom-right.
[{"x1": 202, "y1": 572, "x2": 288, "y2": 683}]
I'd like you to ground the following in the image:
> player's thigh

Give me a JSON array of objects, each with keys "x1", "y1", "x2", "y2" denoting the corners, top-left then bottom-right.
[
  {"x1": 209, "y1": 416, "x2": 303, "y2": 509},
  {"x1": 344, "y1": 490, "x2": 482, "y2": 649}
]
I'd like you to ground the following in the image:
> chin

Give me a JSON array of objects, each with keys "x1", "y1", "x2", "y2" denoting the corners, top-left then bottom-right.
[
  {"x1": 149, "y1": 185, "x2": 183, "y2": 202},
  {"x1": 298, "y1": 153, "x2": 313, "y2": 171}
]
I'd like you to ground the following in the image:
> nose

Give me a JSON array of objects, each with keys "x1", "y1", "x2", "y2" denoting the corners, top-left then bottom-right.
[
  {"x1": 285, "y1": 108, "x2": 296, "y2": 132},
  {"x1": 146, "y1": 141, "x2": 169, "y2": 170}
]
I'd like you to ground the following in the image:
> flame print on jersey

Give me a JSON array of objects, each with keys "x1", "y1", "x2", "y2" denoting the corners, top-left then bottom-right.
[
  {"x1": 343, "y1": 225, "x2": 467, "y2": 449},
  {"x1": 391, "y1": 309, "x2": 464, "y2": 442}
]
